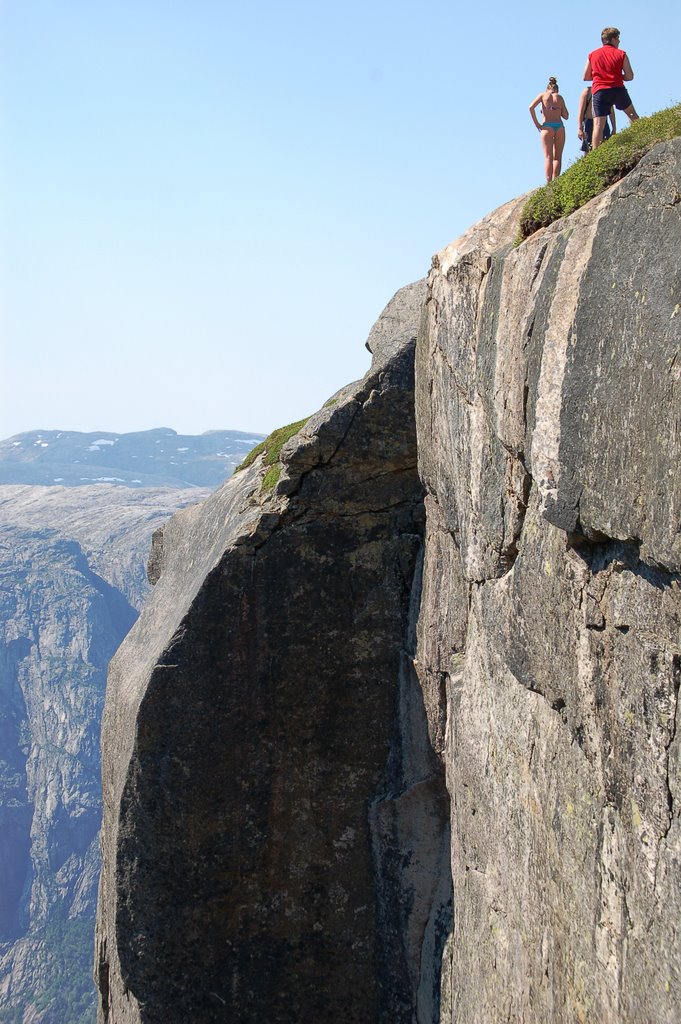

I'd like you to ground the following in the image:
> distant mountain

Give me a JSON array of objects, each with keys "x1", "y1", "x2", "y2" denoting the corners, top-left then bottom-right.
[{"x1": 0, "y1": 428, "x2": 266, "y2": 488}]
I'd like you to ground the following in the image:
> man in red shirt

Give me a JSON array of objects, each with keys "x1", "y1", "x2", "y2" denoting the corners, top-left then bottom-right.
[{"x1": 583, "y1": 27, "x2": 639, "y2": 149}]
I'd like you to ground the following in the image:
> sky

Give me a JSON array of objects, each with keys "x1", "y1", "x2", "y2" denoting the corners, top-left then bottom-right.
[{"x1": 1, "y1": 1, "x2": 679, "y2": 439}]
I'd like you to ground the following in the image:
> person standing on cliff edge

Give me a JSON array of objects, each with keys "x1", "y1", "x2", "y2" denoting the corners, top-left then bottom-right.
[
  {"x1": 583, "y1": 27, "x2": 639, "y2": 149},
  {"x1": 529, "y1": 76, "x2": 569, "y2": 182}
]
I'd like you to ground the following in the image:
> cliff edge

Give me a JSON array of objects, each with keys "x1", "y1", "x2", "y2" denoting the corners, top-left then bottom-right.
[
  {"x1": 417, "y1": 138, "x2": 681, "y2": 1023},
  {"x1": 95, "y1": 280, "x2": 453, "y2": 1024},
  {"x1": 96, "y1": 138, "x2": 681, "y2": 1023}
]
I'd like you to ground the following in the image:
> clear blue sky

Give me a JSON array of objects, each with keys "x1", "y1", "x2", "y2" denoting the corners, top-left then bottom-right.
[{"x1": 1, "y1": 1, "x2": 678, "y2": 438}]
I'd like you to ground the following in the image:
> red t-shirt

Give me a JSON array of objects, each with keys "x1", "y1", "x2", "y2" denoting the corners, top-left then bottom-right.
[{"x1": 589, "y1": 45, "x2": 627, "y2": 93}]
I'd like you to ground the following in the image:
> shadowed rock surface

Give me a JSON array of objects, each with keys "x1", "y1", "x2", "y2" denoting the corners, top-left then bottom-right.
[
  {"x1": 95, "y1": 280, "x2": 455, "y2": 1024},
  {"x1": 97, "y1": 140, "x2": 681, "y2": 1024}
]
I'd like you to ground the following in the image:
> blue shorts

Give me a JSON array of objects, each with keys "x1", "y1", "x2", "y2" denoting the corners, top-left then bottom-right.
[
  {"x1": 592, "y1": 86, "x2": 632, "y2": 117},
  {"x1": 581, "y1": 118, "x2": 611, "y2": 151}
]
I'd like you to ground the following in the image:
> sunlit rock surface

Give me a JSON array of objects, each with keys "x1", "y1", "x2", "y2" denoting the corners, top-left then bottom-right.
[{"x1": 417, "y1": 139, "x2": 681, "y2": 1023}]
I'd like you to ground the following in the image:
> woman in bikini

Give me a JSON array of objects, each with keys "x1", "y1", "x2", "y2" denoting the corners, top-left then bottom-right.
[{"x1": 529, "y1": 76, "x2": 569, "y2": 182}]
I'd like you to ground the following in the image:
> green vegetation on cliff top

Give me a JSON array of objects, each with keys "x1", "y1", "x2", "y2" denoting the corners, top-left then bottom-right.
[
  {"x1": 235, "y1": 417, "x2": 310, "y2": 490},
  {"x1": 518, "y1": 103, "x2": 681, "y2": 241}
]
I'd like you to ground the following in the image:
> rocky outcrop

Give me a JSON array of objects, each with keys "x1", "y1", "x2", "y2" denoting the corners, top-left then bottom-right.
[
  {"x1": 417, "y1": 139, "x2": 681, "y2": 1022},
  {"x1": 95, "y1": 280, "x2": 455, "y2": 1024},
  {"x1": 96, "y1": 139, "x2": 681, "y2": 1024}
]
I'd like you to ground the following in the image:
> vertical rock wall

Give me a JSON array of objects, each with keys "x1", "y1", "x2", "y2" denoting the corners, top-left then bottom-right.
[
  {"x1": 96, "y1": 283, "x2": 453, "y2": 1024},
  {"x1": 416, "y1": 140, "x2": 681, "y2": 1022}
]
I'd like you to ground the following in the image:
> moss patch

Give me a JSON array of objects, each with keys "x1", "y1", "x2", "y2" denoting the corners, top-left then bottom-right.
[
  {"x1": 518, "y1": 103, "x2": 681, "y2": 242},
  {"x1": 234, "y1": 417, "x2": 310, "y2": 482},
  {"x1": 235, "y1": 438, "x2": 267, "y2": 473},
  {"x1": 262, "y1": 465, "x2": 281, "y2": 491}
]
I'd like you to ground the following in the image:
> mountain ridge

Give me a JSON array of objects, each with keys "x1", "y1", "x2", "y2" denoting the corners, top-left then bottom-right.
[{"x1": 0, "y1": 428, "x2": 265, "y2": 489}]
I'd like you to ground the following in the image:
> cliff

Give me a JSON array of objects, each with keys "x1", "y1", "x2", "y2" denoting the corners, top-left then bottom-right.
[
  {"x1": 96, "y1": 138, "x2": 681, "y2": 1023},
  {"x1": 418, "y1": 139, "x2": 681, "y2": 1022},
  {"x1": 95, "y1": 280, "x2": 450, "y2": 1024},
  {"x1": 0, "y1": 527, "x2": 136, "y2": 1024},
  {"x1": 0, "y1": 484, "x2": 209, "y2": 1023}
]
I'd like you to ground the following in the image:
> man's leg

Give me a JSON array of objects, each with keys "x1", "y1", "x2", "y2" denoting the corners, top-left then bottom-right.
[
  {"x1": 623, "y1": 103, "x2": 639, "y2": 123},
  {"x1": 592, "y1": 115, "x2": 607, "y2": 149}
]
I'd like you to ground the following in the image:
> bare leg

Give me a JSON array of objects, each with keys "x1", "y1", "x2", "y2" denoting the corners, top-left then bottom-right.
[
  {"x1": 623, "y1": 103, "x2": 639, "y2": 122},
  {"x1": 592, "y1": 115, "x2": 607, "y2": 149},
  {"x1": 553, "y1": 126, "x2": 566, "y2": 177},
  {"x1": 541, "y1": 128, "x2": 555, "y2": 182}
]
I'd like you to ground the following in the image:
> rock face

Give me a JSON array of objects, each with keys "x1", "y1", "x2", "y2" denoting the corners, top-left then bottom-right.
[
  {"x1": 0, "y1": 484, "x2": 210, "y2": 1022},
  {"x1": 96, "y1": 139, "x2": 681, "y2": 1024},
  {"x1": 95, "y1": 280, "x2": 454, "y2": 1024},
  {"x1": 0, "y1": 528, "x2": 136, "y2": 1024},
  {"x1": 0, "y1": 484, "x2": 209, "y2": 612},
  {"x1": 416, "y1": 139, "x2": 681, "y2": 1022}
]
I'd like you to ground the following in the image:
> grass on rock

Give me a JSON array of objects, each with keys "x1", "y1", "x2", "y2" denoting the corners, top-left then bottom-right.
[
  {"x1": 235, "y1": 417, "x2": 310, "y2": 490},
  {"x1": 518, "y1": 103, "x2": 681, "y2": 241}
]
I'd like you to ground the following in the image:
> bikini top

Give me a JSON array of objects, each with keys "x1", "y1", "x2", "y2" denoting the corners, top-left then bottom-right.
[{"x1": 541, "y1": 92, "x2": 562, "y2": 120}]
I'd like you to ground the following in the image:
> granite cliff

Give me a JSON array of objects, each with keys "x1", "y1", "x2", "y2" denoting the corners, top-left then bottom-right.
[
  {"x1": 96, "y1": 139, "x2": 681, "y2": 1023},
  {"x1": 418, "y1": 139, "x2": 681, "y2": 1022},
  {"x1": 96, "y1": 280, "x2": 448, "y2": 1024}
]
